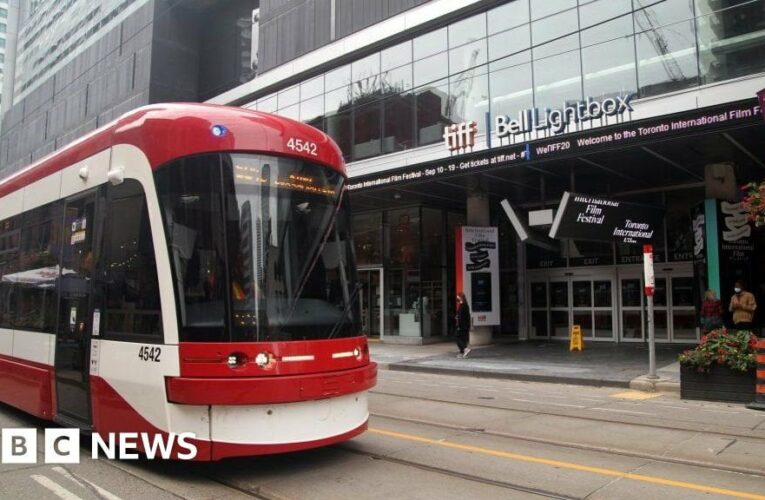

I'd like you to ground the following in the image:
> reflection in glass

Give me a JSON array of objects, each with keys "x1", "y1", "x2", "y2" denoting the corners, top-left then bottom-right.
[
  {"x1": 449, "y1": 39, "x2": 488, "y2": 74},
  {"x1": 257, "y1": 94, "x2": 277, "y2": 113},
  {"x1": 277, "y1": 85, "x2": 299, "y2": 109},
  {"x1": 622, "y1": 310, "x2": 643, "y2": 339},
  {"x1": 594, "y1": 311, "x2": 613, "y2": 338},
  {"x1": 532, "y1": 310, "x2": 548, "y2": 337},
  {"x1": 654, "y1": 278, "x2": 667, "y2": 306},
  {"x1": 413, "y1": 52, "x2": 449, "y2": 88},
  {"x1": 382, "y1": 65, "x2": 413, "y2": 92},
  {"x1": 416, "y1": 79, "x2": 450, "y2": 146},
  {"x1": 300, "y1": 95, "x2": 324, "y2": 128},
  {"x1": 582, "y1": 36, "x2": 637, "y2": 100},
  {"x1": 413, "y1": 27, "x2": 447, "y2": 60},
  {"x1": 448, "y1": 70, "x2": 489, "y2": 125},
  {"x1": 635, "y1": 19, "x2": 698, "y2": 96},
  {"x1": 325, "y1": 64, "x2": 351, "y2": 91},
  {"x1": 489, "y1": 25, "x2": 531, "y2": 63},
  {"x1": 382, "y1": 40, "x2": 412, "y2": 71},
  {"x1": 449, "y1": 13, "x2": 486, "y2": 48},
  {"x1": 672, "y1": 277, "x2": 694, "y2": 307},
  {"x1": 488, "y1": 0, "x2": 530, "y2": 34},
  {"x1": 352, "y1": 53, "x2": 381, "y2": 84},
  {"x1": 550, "y1": 281, "x2": 568, "y2": 308},
  {"x1": 353, "y1": 101, "x2": 382, "y2": 160},
  {"x1": 300, "y1": 75, "x2": 324, "y2": 100},
  {"x1": 622, "y1": 279, "x2": 642, "y2": 307},
  {"x1": 490, "y1": 62, "x2": 533, "y2": 122},
  {"x1": 353, "y1": 213, "x2": 382, "y2": 266},
  {"x1": 532, "y1": 10, "x2": 579, "y2": 45},
  {"x1": 594, "y1": 281, "x2": 612, "y2": 307},
  {"x1": 579, "y1": 0, "x2": 633, "y2": 29},
  {"x1": 382, "y1": 92, "x2": 415, "y2": 153},
  {"x1": 531, "y1": 282, "x2": 547, "y2": 307},
  {"x1": 651, "y1": 310, "x2": 668, "y2": 339},
  {"x1": 533, "y1": 50, "x2": 582, "y2": 111},
  {"x1": 573, "y1": 281, "x2": 592, "y2": 307},
  {"x1": 672, "y1": 310, "x2": 698, "y2": 340},
  {"x1": 551, "y1": 310, "x2": 569, "y2": 337}
]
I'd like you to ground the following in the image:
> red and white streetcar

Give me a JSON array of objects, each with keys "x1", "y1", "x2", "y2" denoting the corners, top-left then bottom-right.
[{"x1": 0, "y1": 103, "x2": 377, "y2": 460}]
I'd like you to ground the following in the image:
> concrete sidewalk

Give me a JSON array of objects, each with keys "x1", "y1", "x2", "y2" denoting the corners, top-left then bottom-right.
[{"x1": 369, "y1": 340, "x2": 688, "y2": 392}]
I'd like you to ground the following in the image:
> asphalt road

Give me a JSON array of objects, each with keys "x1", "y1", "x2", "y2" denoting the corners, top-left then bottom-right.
[{"x1": 2, "y1": 371, "x2": 765, "y2": 499}]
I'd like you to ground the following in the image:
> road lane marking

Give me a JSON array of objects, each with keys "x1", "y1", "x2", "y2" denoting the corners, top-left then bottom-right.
[
  {"x1": 591, "y1": 407, "x2": 654, "y2": 416},
  {"x1": 31, "y1": 475, "x2": 83, "y2": 500},
  {"x1": 52, "y1": 466, "x2": 123, "y2": 500},
  {"x1": 611, "y1": 391, "x2": 662, "y2": 400},
  {"x1": 368, "y1": 428, "x2": 765, "y2": 500},
  {"x1": 511, "y1": 398, "x2": 586, "y2": 408}
]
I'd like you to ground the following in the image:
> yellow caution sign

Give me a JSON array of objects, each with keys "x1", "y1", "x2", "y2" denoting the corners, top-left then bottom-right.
[{"x1": 569, "y1": 325, "x2": 583, "y2": 351}]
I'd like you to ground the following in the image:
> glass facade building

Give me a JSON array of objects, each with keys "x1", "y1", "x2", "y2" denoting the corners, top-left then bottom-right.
[{"x1": 246, "y1": 0, "x2": 765, "y2": 163}]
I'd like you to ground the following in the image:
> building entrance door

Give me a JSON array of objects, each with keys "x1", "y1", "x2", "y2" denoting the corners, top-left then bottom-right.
[
  {"x1": 528, "y1": 273, "x2": 616, "y2": 341},
  {"x1": 358, "y1": 268, "x2": 383, "y2": 339},
  {"x1": 618, "y1": 264, "x2": 698, "y2": 343}
]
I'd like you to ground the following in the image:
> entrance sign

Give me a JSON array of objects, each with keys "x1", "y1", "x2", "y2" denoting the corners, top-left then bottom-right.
[
  {"x1": 549, "y1": 192, "x2": 663, "y2": 244},
  {"x1": 495, "y1": 94, "x2": 634, "y2": 138},
  {"x1": 443, "y1": 121, "x2": 478, "y2": 153},
  {"x1": 455, "y1": 226, "x2": 500, "y2": 326}
]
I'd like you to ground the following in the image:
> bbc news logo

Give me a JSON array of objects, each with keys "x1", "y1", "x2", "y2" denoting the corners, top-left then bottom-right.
[{"x1": 1, "y1": 429, "x2": 197, "y2": 463}]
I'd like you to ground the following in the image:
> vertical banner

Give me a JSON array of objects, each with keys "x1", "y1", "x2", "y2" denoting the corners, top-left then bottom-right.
[
  {"x1": 717, "y1": 200, "x2": 755, "y2": 300},
  {"x1": 691, "y1": 203, "x2": 708, "y2": 314},
  {"x1": 456, "y1": 226, "x2": 500, "y2": 326}
]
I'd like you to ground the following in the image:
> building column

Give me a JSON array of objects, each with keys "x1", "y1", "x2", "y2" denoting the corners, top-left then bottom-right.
[{"x1": 466, "y1": 180, "x2": 493, "y2": 346}]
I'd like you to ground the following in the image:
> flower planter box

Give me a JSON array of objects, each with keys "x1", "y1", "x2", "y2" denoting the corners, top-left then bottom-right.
[{"x1": 680, "y1": 365, "x2": 755, "y2": 403}]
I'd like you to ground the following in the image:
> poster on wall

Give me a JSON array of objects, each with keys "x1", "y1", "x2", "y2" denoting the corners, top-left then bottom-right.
[{"x1": 455, "y1": 226, "x2": 500, "y2": 326}]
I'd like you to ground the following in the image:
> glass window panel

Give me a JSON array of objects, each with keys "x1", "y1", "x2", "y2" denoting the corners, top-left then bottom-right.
[
  {"x1": 449, "y1": 12, "x2": 487, "y2": 48},
  {"x1": 573, "y1": 310, "x2": 593, "y2": 336},
  {"x1": 651, "y1": 310, "x2": 669, "y2": 339},
  {"x1": 531, "y1": 0, "x2": 576, "y2": 20},
  {"x1": 621, "y1": 278, "x2": 642, "y2": 307},
  {"x1": 353, "y1": 101, "x2": 382, "y2": 160},
  {"x1": 594, "y1": 281, "x2": 612, "y2": 307},
  {"x1": 325, "y1": 110, "x2": 352, "y2": 160},
  {"x1": 581, "y1": 15, "x2": 634, "y2": 46},
  {"x1": 325, "y1": 64, "x2": 351, "y2": 91},
  {"x1": 531, "y1": 10, "x2": 579, "y2": 45},
  {"x1": 635, "y1": 0, "x2": 693, "y2": 25},
  {"x1": 490, "y1": 62, "x2": 533, "y2": 121},
  {"x1": 550, "y1": 281, "x2": 568, "y2": 307},
  {"x1": 413, "y1": 52, "x2": 449, "y2": 87},
  {"x1": 0, "y1": 216, "x2": 20, "y2": 328},
  {"x1": 531, "y1": 310, "x2": 548, "y2": 336},
  {"x1": 672, "y1": 277, "x2": 694, "y2": 307},
  {"x1": 352, "y1": 52, "x2": 381, "y2": 83},
  {"x1": 325, "y1": 86, "x2": 352, "y2": 114},
  {"x1": 672, "y1": 311, "x2": 698, "y2": 340},
  {"x1": 382, "y1": 92, "x2": 415, "y2": 153},
  {"x1": 579, "y1": 0, "x2": 633, "y2": 29},
  {"x1": 421, "y1": 208, "x2": 445, "y2": 266},
  {"x1": 382, "y1": 40, "x2": 412, "y2": 71},
  {"x1": 277, "y1": 85, "x2": 299, "y2": 109},
  {"x1": 531, "y1": 282, "x2": 547, "y2": 307},
  {"x1": 573, "y1": 281, "x2": 592, "y2": 307},
  {"x1": 534, "y1": 50, "x2": 582, "y2": 111},
  {"x1": 488, "y1": 0, "x2": 530, "y2": 34},
  {"x1": 257, "y1": 94, "x2": 277, "y2": 113},
  {"x1": 449, "y1": 39, "x2": 488, "y2": 74},
  {"x1": 447, "y1": 69, "x2": 489, "y2": 125},
  {"x1": 277, "y1": 104, "x2": 299, "y2": 120},
  {"x1": 696, "y1": 2, "x2": 765, "y2": 85},
  {"x1": 568, "y1": 240, "x2": 613, "y2": 267},
  {"x1": 388, "y1": 208, "x2": 421, "y2": 267},
  {"x1": 533, "y1": 33, "x2": 579, "y2": 59},
  {"x1": 622, "y1": 310, "x2": 643, "y2": 339},
  {"x1": 594, "y1": 311, "x2": 613, "y2": 338},
  {"x1": 413, "y1": 27, "x2": 447, "y2": 60},
  {"x1": 300, "y1": 75, "x2": 324, "y2": 100},
  {"x1": 300, "y1": 95, "x2": 324, "y2": 125},
  {"x1": 551, "y1": 310, "x2": 569, "y2": 337},
  {"x1": 416, "y1": 79, "x2": 450, "y2": 146},
  {"x1": 382, "y1": 65, "x2": 413, "y2": 92},
  {"x1": 654, "y1": 277, "x2": 667, "y2": 306},
  {"x1": 353, "y1": 213, "x2": 382, "y2": 266},
  {"x1": 489, "y1": 24, "x2": 531, "y2": 62},
  {"x1": 582, "y1": 36, "x2": 638, "y2": 100},
  {"x1": 635, "y1": 18, "x2": 698, "y2": 96}
]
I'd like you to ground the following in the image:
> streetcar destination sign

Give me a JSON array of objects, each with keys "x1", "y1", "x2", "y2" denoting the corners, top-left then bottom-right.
[
  {"x1": 549, "y1": 192, "x2": 664, "y2": 245},
  {"x1": 495, "y1": 94, "x2": 635, "y2": 137}
]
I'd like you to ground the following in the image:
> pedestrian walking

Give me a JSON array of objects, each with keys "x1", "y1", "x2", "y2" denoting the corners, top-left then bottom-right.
[
  {"x1": 700, "y1": 289, "x2": 723, "y2": 333},
  {"x1": 728, "y1": 280, "x2": 757, "y2": 331},
  {"x1": 455, "y1": 292, "x2": 471, "y2": 358}
]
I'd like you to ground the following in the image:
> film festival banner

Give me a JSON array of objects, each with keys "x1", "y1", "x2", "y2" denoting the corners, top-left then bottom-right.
[
  {"x1": 717, "y1": 200, "x2": 755, "y2": 296},
  {"x1": 549, "y1": 192, "x2": 664, "y2": 244},
  {"x1": 455, "y1": 226, "x2": 500, "y2": 326}
]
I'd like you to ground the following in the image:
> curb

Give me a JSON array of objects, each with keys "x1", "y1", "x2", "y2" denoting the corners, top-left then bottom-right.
[
  {"x1": 386, "y1": 362, "x2": 632, "y2": 388},
  {"x1": 629, "y1": 375, "x2": 681, "y2": 394}
]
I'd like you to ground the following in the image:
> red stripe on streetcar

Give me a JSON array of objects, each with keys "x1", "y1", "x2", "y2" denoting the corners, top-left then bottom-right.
[
  {"x1": 166, "y1": 363, "x2": 377, "y2": 405},
  {"x1": 0, "y1": 355, "x2": 54, "y2": 419}
]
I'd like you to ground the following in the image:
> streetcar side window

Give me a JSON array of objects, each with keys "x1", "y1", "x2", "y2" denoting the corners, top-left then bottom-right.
[
  {"x1": 14, "y1": 202, "x2": 64, "y2": 332},
  {"x1": 0, "y1": 215, "x2": 21, "y2": 329},
  {"x1": 101, "y1": 180, "x2": 163, "y2": 338}
]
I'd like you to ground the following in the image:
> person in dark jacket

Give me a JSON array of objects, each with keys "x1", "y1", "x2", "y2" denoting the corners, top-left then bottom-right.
[{"x1": 455, "y1": 292, "x2": 471, "y2": 358}]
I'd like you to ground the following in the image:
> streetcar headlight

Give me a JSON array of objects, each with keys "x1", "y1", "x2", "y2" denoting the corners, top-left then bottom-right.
[
  {"x1": 254, "y1": 352, "x2": 271, "y2": 368},
  {"x1": 227, "y1": 352, "x2": 247, "y2": 368},
  {"x1": 353, "y1": 347, "x2": 362, "y2": 360}
]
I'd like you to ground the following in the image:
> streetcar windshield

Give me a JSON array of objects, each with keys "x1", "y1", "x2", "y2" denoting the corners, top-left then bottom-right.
[{"x1": 155, "y1": 153, "x2": 359, "y2": 342}]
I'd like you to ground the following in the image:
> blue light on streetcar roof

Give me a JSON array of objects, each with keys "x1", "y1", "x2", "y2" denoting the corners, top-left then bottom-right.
[{"x1": 211, "y1": 125, "x2": 228, "y2": 137}]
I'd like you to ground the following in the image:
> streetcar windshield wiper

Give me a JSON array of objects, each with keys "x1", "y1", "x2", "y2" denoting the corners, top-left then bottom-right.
[{"x1": 328, "y1": 283, "x2": 362, "y2": 339}]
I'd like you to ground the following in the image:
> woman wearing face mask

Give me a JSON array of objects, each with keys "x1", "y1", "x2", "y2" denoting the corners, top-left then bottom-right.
[{"x1": 729, "y1": 280, "x2": 757, "y2": 331}]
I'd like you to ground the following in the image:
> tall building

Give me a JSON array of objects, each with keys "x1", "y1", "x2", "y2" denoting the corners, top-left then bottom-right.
[
  {"x1": 0, "y1": 0, "x2": 260, "y2": 173},
  {"x1": 0, "y1": 0, "x2": 9, "y2": 115}
]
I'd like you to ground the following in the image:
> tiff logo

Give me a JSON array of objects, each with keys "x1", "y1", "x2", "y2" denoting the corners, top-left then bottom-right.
[
  {"x1": 1, "y1": 428, "x2": 197, "y2": 463},
  {"x1": 443, "y1": 121, "x2": 478, "y2": 153}
]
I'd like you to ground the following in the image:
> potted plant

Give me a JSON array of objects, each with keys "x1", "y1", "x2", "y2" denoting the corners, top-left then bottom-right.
[
  {"x1": 678, "y1": 328, "x2": 757, "y2": 403},
  {"x1": 741, "y1": 180, "x2": 765, "y2": 227}
]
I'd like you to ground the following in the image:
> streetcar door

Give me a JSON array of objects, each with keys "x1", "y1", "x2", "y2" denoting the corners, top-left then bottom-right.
[{"x1": 55, "y1": 191, "x2": 100, "y2": 425}]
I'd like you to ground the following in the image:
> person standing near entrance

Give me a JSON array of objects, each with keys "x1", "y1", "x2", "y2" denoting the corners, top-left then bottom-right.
[
  {"x1": 701, "y1": 289, "x2": 724, "y2": 333},
  {"x1": 729, "y1": 281, "x2": 757, "y2": 331},
  {"x1": 455, "y1": 292, "x2": 471, "y2": 358}
]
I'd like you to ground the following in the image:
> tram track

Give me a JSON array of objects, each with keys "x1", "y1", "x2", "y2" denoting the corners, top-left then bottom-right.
[
  {"x1": 336, "y1": 445, "x2": 577, "y2": 499},
  {"x1": 370, "y1": 389, "x2": 765, "y2": 443},
  {"x1": 369, "y1": 411, "x2": 765, "y2": 478}
]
